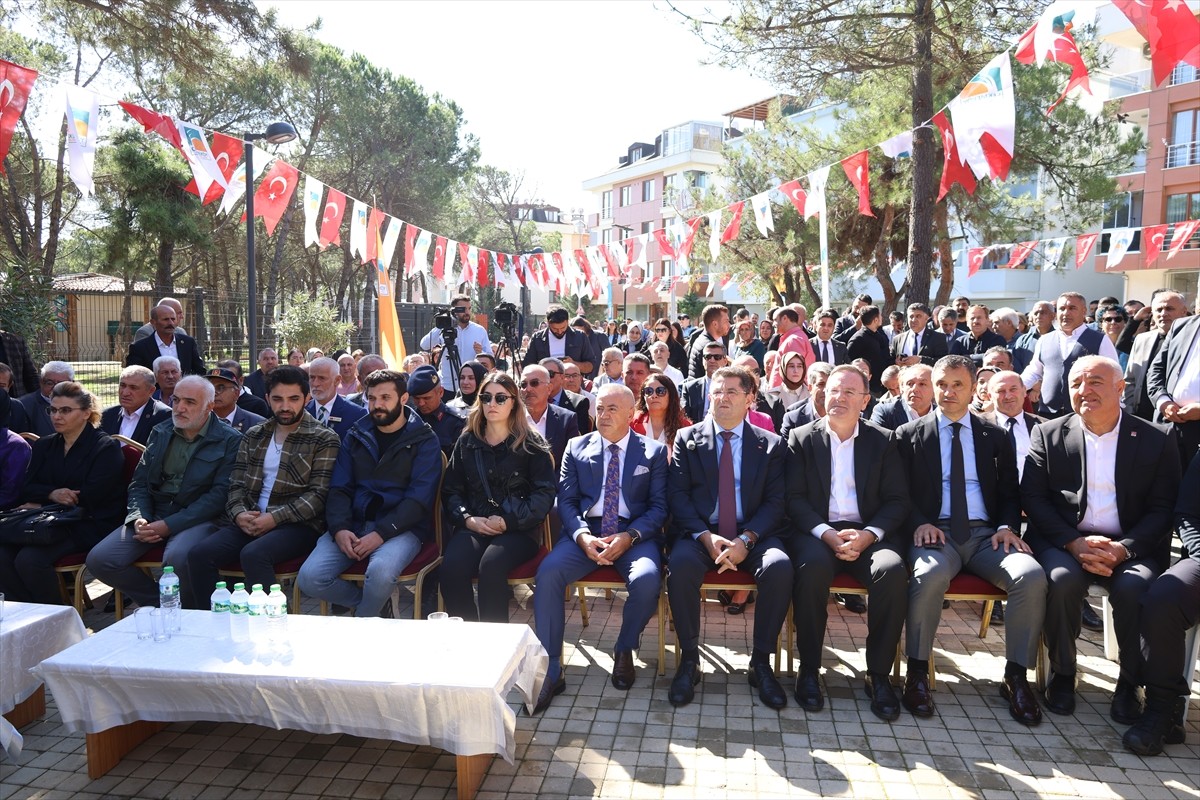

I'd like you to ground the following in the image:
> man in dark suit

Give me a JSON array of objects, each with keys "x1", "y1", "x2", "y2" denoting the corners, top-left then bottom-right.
[
  {"x1": 1023, "y1": 356, "x2": 1181, "y2": 724},
  {"x1": 520, "y1": 364, "x2": 579, "y2": 467},
  {"x1": 523, "y1": 304, "x2": 596, "y2": 376},
  {"x1": 870, "y1": 364, "x2": 933, "y2": 432},
  {"x1": 786, "y1": 365, "x2": 910, "y2": 721},
  {"x1": 305, "y1": 357, "x2": 367, "y2": 441},
  {"x1": 1011, "y1": 301, "x2": 1054, "y2": 375},
  {"x1": 809, "y1": 309, "x2": 848, "y2": 365},
  {"x1": 846, "y1": 306, "x2": 890, "y2": 397},
  {"x1": 890, "y1": 304, "x2": 947, "y2": 368},
  {"x1": 206, "y1": 367, "x2": 266, "y2": 434},
  {"x1": 959, "y1": 305, "x2": 1007, "y2": 365},
  {"x1": 243, "y1": 347, "x2": 279, "y2": 400},
  {"x1": 540, "y1": 357, "x2": 593, "y2": 434},
  {"x1": 531, "y1": 384, "x2": 668, "y2": 712},
  {"x1": 125, "y1": 303, "x2": 206, "y2": 376},
  {"x1": 779, "y1": 362, "x2": 834, "y2": 441},
  {"x1": 1146, "y1": 303, "x2": 1200, "y2": 464},
  {"x1": 574, "y1": 317, "x2": 611, "y2": 380},
  {"x1": 686, "y1": 304, "x2": 731, "y2": 379},
  {"x1": 13, "y1": 361, "x2": 74, "y2": 437},
  {"x1": 407, "y1": 365, "x2": 466, "y2": 458},
  {"x1": 666, "y1": 366, "x2": 794, "y2": 709},
  {"x1": 1122, "y1": 291, "x2": 1187, "y2": 421},
  {"x1": 833, "y1": 294, "x2": 872, "y2": 339},
  {"x1": 987, "y1": 371, "x2": 1041, "y2": 481},
  {"x1": 681, "y1": 342, "x2": 727, "y2": 424},
  {"x1": 100, "y1": 365, "x2": 172, "y2": 445},
  {"x1": 895, "y1": 354, "x2": 1046, "y2": 725},
  {"x1": 936, "y1": 308, "x2": 967, "y2": 353}
]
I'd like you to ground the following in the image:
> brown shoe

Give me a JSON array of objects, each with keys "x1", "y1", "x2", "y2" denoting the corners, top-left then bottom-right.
[
  {"x1": 1000, "y1": 674, "x2": 1042, "y2": 726},
  {"x1": 902, "y1": 669, "x2": 935, "y2": 718},
  {"x1": 611, "y1": 650, "x2": 636, "y2": 690}
]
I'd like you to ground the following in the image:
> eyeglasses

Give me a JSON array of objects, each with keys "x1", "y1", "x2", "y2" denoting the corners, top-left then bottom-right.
[
  {"x1": 826, "y1": 389, "x2": 864, "y2": 399},
  {"x1": 703, "y1": 354, "x2": 726, "y2": 361},
  {"x1": 48, "y1": 405, "x2": 85, "y2": 416},
  {"x1": 545, "y1": 370, "x2": 562, "y2": 377},
  {"x1": 40, "y1": 377, "x2": 61, "y2": 387},
  {"x1": 1102, "y1": 317, "x2": 1123, "y2": 323},
  {"x1": 710, "y1": 389, "x2": 745, "y2": 399},
  {"x1": 479, "y1": 393, "x2": 512, "y2": 406},
  {"x1": 654, "y1": 327, "x2": 669, "y2": 333},
  {"x1": 518, "y1": 379, "x2": 544, "y2": 389},
  {"x1": 642, "y1": 385, "x2": 669, "y2": 397}
]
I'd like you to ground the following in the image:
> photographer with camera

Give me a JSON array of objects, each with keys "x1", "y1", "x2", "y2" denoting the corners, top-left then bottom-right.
[
  {"x1": 523, "y1": 304, "x2": 596, "y2": 376},
  {"x1": 420, "y1": 294, "x2": 493, "y2": 393}
]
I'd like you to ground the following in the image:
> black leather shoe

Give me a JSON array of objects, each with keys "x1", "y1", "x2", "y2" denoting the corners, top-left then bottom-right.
[
  {"x1": 1000, "y1": 673, "x2": 1042, "y2": 726},
  {"x1": 794, "y1": 668, "x2": 824, "y2": 712},
  {"x1": 1081, "y1": 602, "x2": 1104, "y2": 632},
  {"x1": 1111, "y1": 679, "x2": 1145, "y2": 725},
  {"x1": 668, "y1": 658, "x2": 701, "y2": 707},
  {"x1": 864, "y1": 673, "x2": 900, "y2": 722},
  {"x1": 1044, "y1": 673, "x2": 1076, "y2": 716},
  {"x1": 841, "y1": 594, "x2": 867, "y2": 614},
  {"x1": 902, "y1": 669, "x2": 935, "y2": 718},
  {"x1": 748, "y1": 662, "x2": 787, "y2": 710},
  {"x1": 611, "y1": 650, "x2": 636, "y2": 691},
  {"x1": 532, "y1": 672, "x2": 565, "y2": 715}
]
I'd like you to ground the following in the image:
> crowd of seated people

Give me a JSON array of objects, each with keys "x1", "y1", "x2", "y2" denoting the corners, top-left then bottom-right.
[{"x1": 1, "y1": 291, "x2": 1198, "y2": 759}]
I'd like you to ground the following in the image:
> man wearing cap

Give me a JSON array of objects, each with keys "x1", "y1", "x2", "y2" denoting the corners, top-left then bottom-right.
[
  {"x1": 206, "y1": 367, "x2": 266, "y2": 433},
  {"x1": 306, "y1": 356, "x2": 367, "y2": 441},
  {"x1": 407, "y1": 365, "x2": 466, "y2": 457},
  {"x1": 214, "y1": 359, "x2": 271, "y2": 419}
]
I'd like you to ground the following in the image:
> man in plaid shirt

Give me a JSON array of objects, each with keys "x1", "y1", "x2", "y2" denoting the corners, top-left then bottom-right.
[{"x1": 188, "y1": 365, "x2": 341, "y2": 596}]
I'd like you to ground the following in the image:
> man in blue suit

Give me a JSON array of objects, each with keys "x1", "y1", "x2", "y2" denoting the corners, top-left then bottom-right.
[
  {"x1": 531, "y1": 384, "x2": 668, "y2": 713},
  {"x1": 306, "y1": 357, "x2": 367, "y2": 441},
  {"x1": 520, "y1": 364, "x2": 578, "y2": 468}
]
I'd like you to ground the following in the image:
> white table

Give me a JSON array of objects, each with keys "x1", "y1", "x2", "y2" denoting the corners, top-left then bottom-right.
[
  {"x1": 1, "y1": 601, "x2": 88, "y2": 758},
  {"x1": 34, "y1": 610, "x2": 546, "y2": 799}
]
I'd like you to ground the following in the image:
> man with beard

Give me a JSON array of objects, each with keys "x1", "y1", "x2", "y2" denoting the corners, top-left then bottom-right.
[{"x1": 298, "y1": 370, "x2": 442, "y2": 618}]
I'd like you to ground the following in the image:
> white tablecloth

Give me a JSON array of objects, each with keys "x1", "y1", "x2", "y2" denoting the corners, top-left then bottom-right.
[
  {"x1": 35, "y1": 611, "x2": 546, "y2": 763},
  {"x1": 1, "y1": 601, "x2": 87, "y2": 758}
]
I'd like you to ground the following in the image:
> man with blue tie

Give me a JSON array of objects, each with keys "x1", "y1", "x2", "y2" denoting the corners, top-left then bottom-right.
[
  {"x1": 306, "y1": 357, "x2": 367, "y2": 441},
  {"x1": 531, "y1": 384, "x2": 668, "y2": 712},
  {"x1": 666, "y1": 366, "x2": 793, "y2": 709}
]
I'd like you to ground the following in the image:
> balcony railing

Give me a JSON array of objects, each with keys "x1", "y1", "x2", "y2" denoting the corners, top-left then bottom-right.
[
  {"x1": 1166, "y1": 141, "x2": 1199, "y2": 169},
  {"x1": 1103, "y1": 69, "x2": 1152, "y2": 100},
  {"x1": 1172, "y1": 64, "x2": 1199, "y2": 86}
]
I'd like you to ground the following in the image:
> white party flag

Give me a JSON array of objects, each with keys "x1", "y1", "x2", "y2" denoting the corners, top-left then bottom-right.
[
  {"x1": 805, "y1": 166, "x2": 831, "y2": 220},
  {"x1": 349, "y1": 200, "x2": 369, "y2": 261},
  {"x1": 707, "y1": 210, "x2": 723, "y2": 261},
  {"x1": 1105, "y1": 228, "x2": 1134, "y2": 269},
  {"x1": 1042, "y1": 237, "x2": 1067, "y2": 270},
  {"x1": 750, "y1": 191, "x2": 774, "y2": 236},
  {"x1": 63, "y1": 85, "x2": 101, "y2": 197},
  {"x1": 302, "y1": 175, "x2": 324, "y2": 248}
]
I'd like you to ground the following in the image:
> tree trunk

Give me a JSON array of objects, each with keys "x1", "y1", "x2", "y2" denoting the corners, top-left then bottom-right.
[
  {"x1": 156, "y1": 238, "x2": 175, "y2": 293},
  {"x1": 933, "y1": 202, "x2": 956, "y2": 307},
  {"x1": 873, "y1": 203, "x2": 900, "y2": 314},
  {"x1": 905, "y1": 0, "x2": 935, "y2": 305}
]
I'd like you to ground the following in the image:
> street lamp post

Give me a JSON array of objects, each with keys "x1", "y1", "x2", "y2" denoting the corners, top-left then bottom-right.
[{"x1": 244, "y1": 121, "x2": 298, "y2": 363}]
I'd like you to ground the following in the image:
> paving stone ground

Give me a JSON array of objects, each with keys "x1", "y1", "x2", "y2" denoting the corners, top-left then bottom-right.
[{"x1": 2, "y1": 581, "x2": 1197, "y2": 799}]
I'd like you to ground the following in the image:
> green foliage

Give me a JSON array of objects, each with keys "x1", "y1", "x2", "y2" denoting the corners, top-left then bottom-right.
[
  {"x1": 0, "y1": 256, "x2": 60, "y2": 361},
  {"x1": 676, "y1": 293, "x2": 707, "y2": 321},
  {"x1": 275, "y1": 292, "x2": 354, "y2": 354}
]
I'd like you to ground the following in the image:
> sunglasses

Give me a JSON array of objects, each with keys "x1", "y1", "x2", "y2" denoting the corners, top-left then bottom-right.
[
  {"x1": 642, "y1": 385, "x2": 669, "y2": 397},
  {"x1": 518, "y1": 379, "x2": 544, "y2": 389},
  {"x1": 1102, "y1": 317, "x2": 1123, "y2": 323},
  {"x1": 479, "y1": 393, "x2": 512, "y2": 406},
  {"x1": 703, "y1": 354, "x2": 726, "y2": 361},
  {"x1": 545, "y1": 370, "x2": 562, "y2": 377},
  {"x1": 654, "y1": 327, "x2": 669, "y2": 333}
]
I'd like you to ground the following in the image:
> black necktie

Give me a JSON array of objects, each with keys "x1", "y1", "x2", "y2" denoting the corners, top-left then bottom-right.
[
  {"x1": 822, "y1": 341, "x2": 831, "y2": 363},
  {"x1": 1006, "y1": 416, "x2": 1017, "y2": 454},
  {"x1": 950, "y1": 421, "x2": 970, "y2": 543}
]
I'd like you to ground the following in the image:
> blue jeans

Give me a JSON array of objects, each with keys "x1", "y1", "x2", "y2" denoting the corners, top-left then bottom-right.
[
  {"x1": 297, "y1": 530, "x2": 421, "y2": 617},
  {"x1": 86, "y1": 521, "x2": 219, "y2": 609}
]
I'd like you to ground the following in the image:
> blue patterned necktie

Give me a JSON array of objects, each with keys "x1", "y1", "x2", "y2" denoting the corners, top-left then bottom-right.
[
  {"x1": 601, "y1": 443, "x2": 621, "y2": 537},
  {"x1": 317, "y1": 405, "x2": 329, "y2": 426}
]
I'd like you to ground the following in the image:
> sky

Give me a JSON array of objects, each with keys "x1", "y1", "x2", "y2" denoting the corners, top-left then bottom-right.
[{"x1": 258, "y1": 0, "x2": 780, "y2": 217}]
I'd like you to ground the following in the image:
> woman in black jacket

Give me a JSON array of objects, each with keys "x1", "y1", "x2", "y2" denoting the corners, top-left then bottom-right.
[
  {"x1": 642, "y1": 317, "x2": 688, "y2": 371},
  {"x1": 0, "y1": 382, "x2": 124, "y2": 604},
  {"x1": 440, "y1": 372, "x2": 556, "y2": 622}
]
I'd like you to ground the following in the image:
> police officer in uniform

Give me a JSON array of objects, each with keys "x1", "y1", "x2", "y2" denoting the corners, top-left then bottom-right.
[{"x1": 407, "y1": 365, "x2": 466, "y2": 457}]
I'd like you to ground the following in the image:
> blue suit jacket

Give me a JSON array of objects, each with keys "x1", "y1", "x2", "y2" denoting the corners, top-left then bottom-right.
[
  {"x1": 539, "y1": 402, "x2": 580, "y2": 469},
  {"x1": 558, "y1": 430, "x2": 668, "y2": 544},
  {"x1": 306, "y1": 396, "x2": 368, "y2": 441}
]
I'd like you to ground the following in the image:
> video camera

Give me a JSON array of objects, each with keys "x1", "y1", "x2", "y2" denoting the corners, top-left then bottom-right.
[
  {"x1": 432, "y1": 306, "x2": 458, "y2": 342},
  {"x1": 493, "y1": 302, "x2": 519, "y2": 327}
]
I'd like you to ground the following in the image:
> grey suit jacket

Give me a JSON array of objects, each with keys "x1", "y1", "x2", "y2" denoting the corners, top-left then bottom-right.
[
  {"x1": 1147, "y1": 315, "x2": 1200, "y2": 420},
  {"x1": 1122, "y1": 329, "x2": 1162, "y2": 419}
]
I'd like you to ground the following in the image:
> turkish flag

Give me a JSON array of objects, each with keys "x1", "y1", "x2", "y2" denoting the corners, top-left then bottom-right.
[
  {"x1": 247, "y1": 159, "x2": 298, "y2": 236},
  {"x1": 364, "y1": 208, "x2": 385, "y2": 265},
  {"x1": 0, "y1": 60, "x2": 38, "y2": 174},
  {"x1": 551, "y1": 252, "x2": 566, "y2": 293},
  {"x1": 778, "y1": 180, "x2": 807, "y2": 215},
  {"x1": 431, "y1": 236, "x2": 448, "y2": 281},
  {"x1": 1113, "y1": 0, "x2": 1200, "y2": 87},
  {"x1": 1168, "y1": 220, "x2": 1200, "y2": 260},
  {"x1": 1015, "y1": 21, "x2": 1090, "y2": 114},
  {"x1": 477, "y1": 249, "x2": 490, "y2": 287},
  {"x1": 677, "y1": 217, "x2": 703, "y2": 261},
  {"x1": 932, "y1": 112, "x2": 977, "y2": 201},
  {"x1": 458, "y1": 242, "x2": 474, "y2": 285},
  {"x1": 117, "y1": 99, "x2": 181, "y2": 151},
  {"x1": 625, "y1": 236, "x2": 640, "y2": 266},
  {"x1": 968, "y1": 247, "x2": 987, "y2": 276},
  {"x1": 721, "y1": 201, "x2": 745, "y2": 243},
  {"x1": 601, "y1": 245, "x2": 620, "y2": 280},
  {"x1": 841, "y1": 150, "x2": 875, "y2": 217},
  {"x1": 1075, "y1": 233, "x2": 1099, "y2": 268},
  {"x1": 1142, "y1": 224, "x2": 1168, "y2": 267},
  {"x1": 652, "y1": 229, "x2": 675, "y2": 259},
  {"x1": 1007, "y1": 240, "x2": 1038, "y2": 268},
  {"x1": 319, "y1": 188, "x2": 346, "y2": 249},
  {"x1": 401, "y1": 222, "x2": 419, "y2": 275},
  {"x1": 185, "y1": 131, "x2": 242, "y2": 203}
]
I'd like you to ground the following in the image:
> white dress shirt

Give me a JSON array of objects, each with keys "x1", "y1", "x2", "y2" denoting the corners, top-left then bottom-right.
[
  {"x1": 1169, "y1": 331, "x2": 1200, "y2": 407},
  {"x1": 1021, "y1": 326, "x2": 1120, "y2": 389},
  {"x1": 156, "y1": 335, "x2": 178, "y2": 361},
  {"x1": 906, "y1": 330, "x2": 923, "y2": 357},
  {"x1": 526, "y1": 407, "x2": 548, "y2": 439},
  {"x1": 1079, "y1": 417, "x2": 1122, "y2": 536},
  {"x1": 119, "y1": 406, "x2": 143, "y2": 439},
  {"x1": 582, "y1": 431, "x2": 633, "y2": 539},
  {"x1": 812, "y1": 423, "x2": 886, "y2": 540}
]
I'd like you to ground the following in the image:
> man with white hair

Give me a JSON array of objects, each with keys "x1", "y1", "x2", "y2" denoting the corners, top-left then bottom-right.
[
  {"x1": 86, "y1": 375, "x2": 242, "y2": 610},
  {"x1": 152, "y1": 356, "x2": 182, "y2": 407},
  {"x1": 132, "y1": 297, "x2": 188, "y2": 342},
  {"x1": 13, "y1": 360, "x2": 74, "y2": 437},
  {"x1": 100, "y1": 365, "x2": 171, "y2": 445},
  {"x1": 989, "y1": 307, "x2": 1021, "y2": 347},
  {"x1": 306, "y1": 356, "x2": 367, "y2": 441}
]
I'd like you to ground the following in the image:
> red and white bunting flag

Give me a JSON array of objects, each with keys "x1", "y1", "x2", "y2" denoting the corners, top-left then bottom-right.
[
  {"x1": 186, "y1": 131, "x2": 241, "y2": 203},
  {"x1": 722, "y1": 202, "x2": 744, "y2": 244},
  {"x1": 1113, "y1": 0, "x2": 1200, "y2": 87},
  {"x1": 246, "y1": 159, "x2": 297, "y2": 237},
  {"x1": 707, "y1": 209, "x2": 723, "y2": 261},
  {"x1": 1007, "y1": 240, "x2": 1038, "y2": 268},
  {"x1": 652, "y1": 229, "x2": 676, "y2": 259},
  {"x1": 750, "y1": 191, "x2": 774, "y2": 236},
  {"x1": 381, "y1": 217, "x2": 402, "y2": 269},
  {"x1": 677, "y1": 217, "x2": 704, "y2": 261},
  {"x1": 402, "y1": 223, "x2": 419, "y2": 275},
  {"x1": 431, "y1": 236, "x2": 448, "y2": 281},
  {"x1": 968, "y1": 247, "x2": 988, "y2": 276},
  {"x1": 1015, "y1": 16, "x2": 1091, "y2": 114},
  {"x1": 1143, "y1": 224, "x2": 1169, "y2": 267},
  {"x1": 601, "y1": 245, "x2": 621, "y2": 280},
  {"x1": 933, "y1": 111, "x2": 977, "y2": 200},
  {"x1": 441, "y1": 239, "x2": 457, "y2": 284},
  {"x1": 1168, "y1": 220, "x2": 1200, "y2": 260},
  {"x1": 302, "y1": 175, "x2": 323, "y2": 248},
  {"x1": 365, "y1": 208, "x2": 386, "y2": 265},
  {"x1": 493, "y1": 252, "x2": 507, "y2": 288},
  {"x1": 841, "y1": 150, "x2": 874, "y2": 217},
  {"x1": 414, "y1": 229, "x2": 433, "y2": 273},
  {"x1": 778, "y1": 181, "x2": 806, "y2": 215},
  {"x1": 117, "y1": 99, "x2": 181, "y2": 151},
  {"x1": 948, "y1": 52, "x2": 1016, "y2": 181},
  {"x1": 536, "y1": 252, "x2": 551, "y2": 286},
  {"x1": 625, "y1": 236, "x2": 641, "y2": 268},
  {"x1": 805, "y1": 167, "x2": 830, "y2": 219},
  {"x1": 551, "y1": 252, "x2": 566, "y2": 293},
  {"x1": 319, "y1": 188, "x2": 346, "y2": 249},
  {"x1": 1075, "y1": 232, "x2": 1099, "y2": 268},
  {"x1": 477, "y1": 248, "x2": 490, "y2": 287},
  {"x1": 457, "y1": 242, "x2": 473, "y2": 285},
  {"x1": 218, "y1": 145, "x2": 267, "y2": 217},
  {"x1": 349, "y1": 200, "x2": 368, "y2": 260}
]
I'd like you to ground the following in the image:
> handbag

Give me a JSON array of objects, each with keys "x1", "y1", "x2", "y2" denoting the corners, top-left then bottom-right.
[{"x1": 0, "y1": 503, "x2": 86, "y2": 546}]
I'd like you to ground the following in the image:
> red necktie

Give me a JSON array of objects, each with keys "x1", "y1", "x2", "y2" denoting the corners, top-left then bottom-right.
[{"x1": 718, "y1": 430, "x2": 737, "y2": 540}]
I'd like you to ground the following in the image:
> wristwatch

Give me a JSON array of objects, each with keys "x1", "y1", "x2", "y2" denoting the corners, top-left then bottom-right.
[
  {"x1": 626, "y1": 529, "x2": 642, "y2": 544},
  {"x1": 738, "y1": 533, "x2": 755, "y2": 551}
]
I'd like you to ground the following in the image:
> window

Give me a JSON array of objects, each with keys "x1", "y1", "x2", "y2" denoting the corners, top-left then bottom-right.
[
  {"x1": 662, "y1": 175, "x2": 679, "y2": 207},
  {"x1": 1167, "y1": 110, "x2": 1199, "y2": 168},
  {"x1": 661, "y1": 258, "x2": 673, "y2": 276},
  {"x1": 1100, "y1": 191, "x2": 1142, "y2": 254},
  {"x1": 1171, "y1": 64, "x2": 1199, "y2": 86},
  {"x1": 640, "y1": 221, "x2": 654, "y2": 235},
  {"x1": 601, "y1": 228, "x2": 613, "y2": 244},
  {"x1": 619, "y1": 186, "x2": 632, "y2": 207},
  {"x1": 631, "y1": 147, "x2": 643, "y2": 161},
  {"x1": 1166, "y1": 193, "x2": 1200, "y2": 224},
  {"x1": 600, "y1": 191, "x2": 612, "y2": 218},
  {"x1": 642, "y1": 179, "x2": 654, "y2": 202}
]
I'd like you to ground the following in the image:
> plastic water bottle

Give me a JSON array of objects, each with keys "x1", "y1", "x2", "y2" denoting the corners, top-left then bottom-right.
[
  {"x1": 248, "y1": 583, "x2": 268, "y2": 642},
  {"x1": 210, "y1": 581, "x2": 232, "y2": 640},
  {"x1": 266, "y1": 583, "x2": 288, "y2": 647},
  {"x1": 159, "y1": 566, "x2": 182, "y2": 633},
  {"x1": 230, "y1": 582, "x2": 251, "y2": 644}
]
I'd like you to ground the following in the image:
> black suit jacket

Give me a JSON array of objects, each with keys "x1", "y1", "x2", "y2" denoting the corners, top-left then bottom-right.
[
  {"x1": 869, "y1": 396, "x2": 914, "y2": 432},
  {"x1": 668, "y1": 418, "x2": 786, "y2": 543},
  {"x1": 224, "y1": 406, "x2": 266, "y2": 434},
  {"x1": 808, "y1": 335, "x2": 848, "y2": 365},
  {"x1": 779, "y1": 399, "x2": 819, "y2": 441},
  {"x1": 786, "y1": 418, "x2": 909, "y2": 537},
  {"x1": 846, "y1": 328, "x2": 891, "y2": 396},
  {"x1": 237, "y1": 392, "x2": 271, "y2": 419},
  {"x1": 894, "y1": 411, "x2": 1021, "y2": 537},
  {"x1": 14, "y1": 393, "x2": 54, "y2": 437},
  {"x1": 523, "y1": 328, "x2": 596, "y2": 372},
  {"x1": 1021, "y1": 413, "x2": 1180, "y2": 567},
  {"x1": 1147, "y1": 315, "x2": 1200, "y2": 421},
  {"x1": 537, "y1": 402, "x2": 580, "y2": 468},
  {"x1": 100, "y1": 399, "x2": 172, "y2": 445},
  {"x1": 889, "y1": 328, "x2": 949, "y2": 367},
  {"x1": 959, "y1": 329, "x2": 1007, "y2": 365},
  {"x1": 244, "y1": 369, "x2": 268, "y2": 399},
  {"x1": 681, "y1": 376, "x2": 708, "y2": 425},
  {"x1": 554, "y1": 389, "x2": 592, "y2": 435},
  {"x1": 125, "y1": 333, "x2": 207, "y2": 376}
]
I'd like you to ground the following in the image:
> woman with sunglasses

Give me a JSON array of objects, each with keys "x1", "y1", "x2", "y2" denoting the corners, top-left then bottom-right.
[
  {"x1": 630, "y1": 373, "x2": 691, "y2": 449},
  {"x1": 440, "y1": 373, "x2": 557, "y2": 622},
  {"x1": 729, "y1": 319, "x2": 766, "y2": 372},
  {"x1": 1098, "y1": 304, "x2": 1130, "y2": 371},
  {"x1": 0, "y1": 382, "x2": 124, "y2": 605},
  {"x1": 448, "y1": 360, "x2": 488, "y2": 412},
  {"x1": 645, "y1": 317, "x2": 687, "y2": 371}
]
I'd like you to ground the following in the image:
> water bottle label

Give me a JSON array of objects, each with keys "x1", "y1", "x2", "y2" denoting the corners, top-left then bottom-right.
[
  {"x1": 161, "y1": 586, "x2": 179, "y2": 597},
  {"x1": 213, "y1": 601, "x2": 231, "y2": 612},
  {"x1": 232, "y1": 602, "x2": 249, "y2": 614}
]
